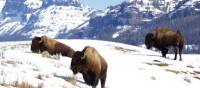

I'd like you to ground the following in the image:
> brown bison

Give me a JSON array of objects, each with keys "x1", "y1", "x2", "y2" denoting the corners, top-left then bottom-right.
[
  {"x1": 70, "y1": 46, "x2": 108, "y2": 88},
  {"x1": 31, "y1": 36, "x2": 75, "y2": 58},
  {"x1": 145, "y1": 28, "x2": 184, "y2": 61}
]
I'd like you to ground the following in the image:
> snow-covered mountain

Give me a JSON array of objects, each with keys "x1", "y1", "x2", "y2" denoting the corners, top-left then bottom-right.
[
  {"x1": 64, "y1": 0, "x2": 185, "y2": 43},
  {"x1": 0, "y1": 0, "x2": 94, "y2": 40},
  {"x1": 63, "y1": 0, "x2": 200, "y2": 53},
  {"x1": 0, "y1": 0, "x2": 200, "y2": 52},
  {"x1": 0, "y1": 40, "x2": 200, "y2": 88}
]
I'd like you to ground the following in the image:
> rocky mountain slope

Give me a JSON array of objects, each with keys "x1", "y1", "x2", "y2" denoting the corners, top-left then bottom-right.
[
  {"x1": 0, "y1": 0, "x2": 94, "y2": 40},
  {"x1": 64, "y1": 0, "x2": 200, "y2": 53}
]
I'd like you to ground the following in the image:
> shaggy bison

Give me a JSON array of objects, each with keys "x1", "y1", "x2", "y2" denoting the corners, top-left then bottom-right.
[
  {"x1": 70, "y1": 46, "x2": 108, "y2": 88},
  {"x1": 31, "y1": 36, "x2": 75, "y2": 58},
  {"x1": 145, "y1": 28, "x2": 184, "y2": 61}
]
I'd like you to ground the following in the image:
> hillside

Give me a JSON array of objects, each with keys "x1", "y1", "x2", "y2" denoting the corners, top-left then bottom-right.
[{"x1": 0, "y1": 40, "x2": 200, "y2": 88}]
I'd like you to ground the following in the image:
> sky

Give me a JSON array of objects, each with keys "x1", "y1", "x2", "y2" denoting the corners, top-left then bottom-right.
[{"x1": 82, "y1": 0, "x2": 125, "y2": 10}]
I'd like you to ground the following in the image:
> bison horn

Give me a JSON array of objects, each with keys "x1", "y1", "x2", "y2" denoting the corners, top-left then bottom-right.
[
  {"x1": 81, "y1": 55, "x2": 85, "y2": 60},
  {"x1": 38, "y1": 37, "x2": 43, "y2": 43},
  {"x1": 150, "y1": 33, "x2": 154, "y2": 37},
  {"x1": 148, "y1": 33, "x2": 156, "y2": 40},
  {"x1": 80, "y1": 52, "x2": 85, "y2": 60},
  {"x1": 38, "y1": 36, "x2": 47, "y2": 43}
]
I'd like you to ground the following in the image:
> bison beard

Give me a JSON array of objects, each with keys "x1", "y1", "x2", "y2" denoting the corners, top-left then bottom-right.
[
  {"x1": 70, "y1": 46, "x2": 107, "y2": 88},
  {"x1": 145, "y1": 28, "x2": 184, "y2": 61}
]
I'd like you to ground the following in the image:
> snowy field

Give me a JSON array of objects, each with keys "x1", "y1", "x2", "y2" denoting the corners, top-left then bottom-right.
[{"x1": 0, "y1": 39, "x2": 200, "y2": 88}]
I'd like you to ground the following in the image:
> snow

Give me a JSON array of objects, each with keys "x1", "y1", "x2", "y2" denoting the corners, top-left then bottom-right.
[
  {"x1": 27, "y1": 5, "x2": 92, "y2": 38},
  {"x1": 24, "y1": 0, "x2": 43, "y2": 10},
  {"x1": 92, "y1": 10, "x2": 107, "y2": 17},
  {"x1": 185, "y1": 44, "x2": 199, "y2": 51},
  {"x1": 0, "y1": 0, "x2": 6, "y2": 13},
  {"x1": 112, "y1": 33, "x2": 119, "y2": 39},
  {"x1": 0, "y1": 39, "x2": 200, "y2": 88},
  {"x1": 112, "y1": 25, "x2": 134, "y2": 38},
  {"x1": 129, "y1": 0, "x2": 185, "y2": 14},
  {"x1": 0, "y1": 18, "x2": 25, "y2": 36}
]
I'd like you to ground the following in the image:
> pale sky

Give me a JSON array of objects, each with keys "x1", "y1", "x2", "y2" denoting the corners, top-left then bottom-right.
[{"x1": 82, "y1": 0, "x2": 125, "y2": 10}]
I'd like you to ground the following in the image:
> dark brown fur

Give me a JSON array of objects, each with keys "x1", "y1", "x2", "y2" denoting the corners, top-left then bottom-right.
[
  {"x1": 70, "y1": 46, "x2": 107, "y2": 88},
  {"x1": 145, "y1": 28, "x2": 184, "y2": 61},
  {"x1": 31, "y1": 37, "x2": 43, "y2": 53},
  {"x1": 31, "y1": 36, "x2": 75, "y2": 58}
]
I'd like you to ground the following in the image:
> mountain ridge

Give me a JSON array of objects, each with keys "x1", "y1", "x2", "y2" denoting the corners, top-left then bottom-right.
[{"x1": 0, "y1": 0, "x2": 200, "y2": 53}]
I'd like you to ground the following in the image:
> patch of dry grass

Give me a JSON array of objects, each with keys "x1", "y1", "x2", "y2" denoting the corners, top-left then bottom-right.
[
  {"x1": 113, "y1": 46, "x2": 137, "y2": 53},
  {"x1": 194, "y1": 76, "x2": 200, "y2": 80},
  {"x1": 66, "y1": 76, "x2": 76, "y2": 85},
  {"x1": 41, "y1": 51, "x2": 51, "y2": 58},
  {"x1": 0, "y1": 81, "x2": 43, "y2": 88},
  {"x1": 68, "y1": 79, "x2": 76, "y2": 85},
  {"x1": 150, "y1": 76, "x2": 156, "y2": 80},
  {"x1": 165, "y1": 69, "x2": 181, "y2": 74},
  {"x1": 16, "y1": 82, "x2": 35, "y2": 88},
  {"x1": 193, "y1": 71, "x2": 200, "y2": 74},
  {"x1": 145, "y1": 62, "x2": 169, "y2": 67},
  {"x1": 1, "y1": 60, "x2": 17, "y2": 67},
  {"x1": 186, "y1": 65, "x2": 194, "y2": 68},
  {"x1": 184, "y1": 77, "x2": 191, "y2": 83},
  {"x1": 41, "y1": 51, "x2": 60, "y2": 60},
  {"x1": 0, "y1": 76, "x2": 43, "y2": 88},
  {"x1": 154, "y1": 63, "x2": 169, "y2": 67},
  {"x1": 153, "y1": 60, "x2": 161, "y2": 62}
]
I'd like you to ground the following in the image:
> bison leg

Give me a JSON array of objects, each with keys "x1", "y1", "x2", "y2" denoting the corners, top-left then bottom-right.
[
  {"x1": 83, "y1": 72, "x2": 99, "y2": 87},
  {"x1": 82, "y1": 73, "x2": 92, "y2": 85},
  {"x1": 90, "y1": 73, "x2": 99, "y2": 87},
  {"x1": 92, "y1": 86, "x2": 96, "y2": 88},
  {"x1": 174, "y1": 46, "x2": 178, "y2": 60},
  {"x1": 179, "y1": 47, "x2": 183, "y2": 61},
  {"x1": 161, "y1": 48, "x2": 168, "y2": 58},
  {"x1": 94, "y1": 79, "x2": 99, "y2": 88},
  {"x1": 100, "y1": 73, "x2": 107, "y2": 88}
]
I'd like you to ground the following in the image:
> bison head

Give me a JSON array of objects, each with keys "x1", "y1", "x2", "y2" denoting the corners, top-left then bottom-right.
[
  {"x1": 31, "y1": 36, "x2": 45, "y2": 53},
  {"x1": 70, "y1": 51, "x2": 86, "y2": 74},
  {"x1": 145, "y1": 33, "x2": 155, "y2": 49}
]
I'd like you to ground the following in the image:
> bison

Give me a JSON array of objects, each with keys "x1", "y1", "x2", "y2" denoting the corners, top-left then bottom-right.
[
  {"x1": 70, "y1": 46, "x2": 108, "y2": 88},
  {"x1": 31, "y1": 36, "x2": 75, "y2": 58},
  {"x1": 145, "y1": 28, "x2": 184, "y2": 61}
]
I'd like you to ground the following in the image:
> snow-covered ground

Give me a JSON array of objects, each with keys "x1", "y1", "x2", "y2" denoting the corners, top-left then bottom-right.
[{"x1": 0, "y1": 39, "x2": 200, "y2": 88}]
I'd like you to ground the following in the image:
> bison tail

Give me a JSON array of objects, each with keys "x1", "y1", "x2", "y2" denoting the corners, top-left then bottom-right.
[
  {"x1": 176, "y1": 30, "x2": 184, "y2": 49},
  {"x1": 176, "y1": 30, "x2": 183, "y2": 37}
]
